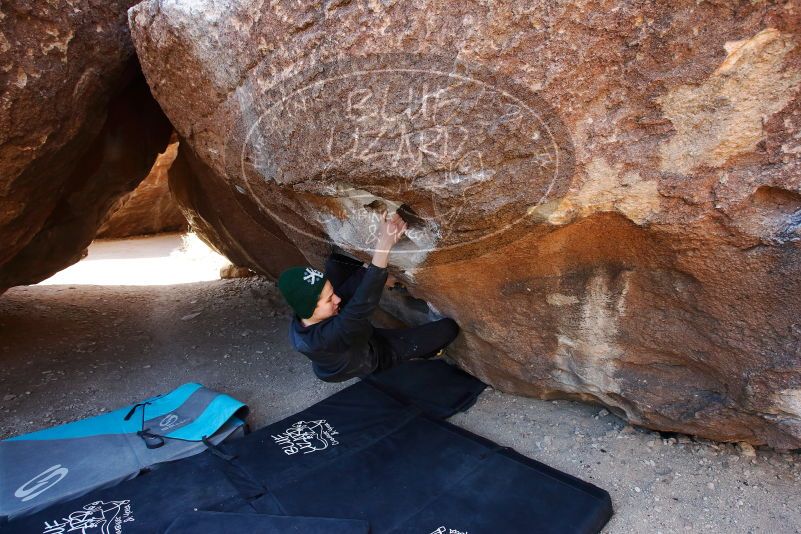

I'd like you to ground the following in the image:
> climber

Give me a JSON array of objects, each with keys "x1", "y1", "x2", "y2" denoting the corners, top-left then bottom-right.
[{"x1": 277, "y1": 210, "x2": 460, "y2": 382}]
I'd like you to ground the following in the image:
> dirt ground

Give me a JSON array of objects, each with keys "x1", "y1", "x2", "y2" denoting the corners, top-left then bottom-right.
[{"x1": 1, "y1": 234, "x2": 800, "y2": 533}]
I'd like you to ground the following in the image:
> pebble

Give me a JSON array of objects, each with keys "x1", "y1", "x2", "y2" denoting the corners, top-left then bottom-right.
[
  {"x1": 3, "y1": 394, "x2": 16, "y2": 401},
  {"x1": 598, "y1": 409, "x2": 609, "y2": 417},
  {"x1": 737, "y1": 442, "x2": 756, "y2": 457}
]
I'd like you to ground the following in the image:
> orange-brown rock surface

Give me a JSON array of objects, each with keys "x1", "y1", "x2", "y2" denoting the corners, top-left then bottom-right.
[
  {"x1": 167, "y1": 142, "x2": 309, "y2": 279},
  {"x1": 0, "y1": 1, "x2": 172, "y2": 290},
  {"x1": 97, "y1": 141, "x2": 187, "y2": 239},
  {"x1": 130, "y1": 0, "x2": 801, "y2": 447}
]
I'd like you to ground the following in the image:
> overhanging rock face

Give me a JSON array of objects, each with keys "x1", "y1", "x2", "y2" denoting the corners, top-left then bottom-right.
[
  {"x1": 0, "y1": 0, "x2": 173, "y2": 291},
  {"x1": 129, "y1": 0, "x2": 801, "y2": 447}
]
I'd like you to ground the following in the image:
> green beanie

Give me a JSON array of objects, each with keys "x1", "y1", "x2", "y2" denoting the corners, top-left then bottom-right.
[{"x1": 278, "y1": 266, "x2": 328, "y2": 319}]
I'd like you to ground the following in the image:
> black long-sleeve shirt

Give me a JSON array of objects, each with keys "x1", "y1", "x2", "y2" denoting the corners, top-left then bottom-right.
[{"x1": 289, "y1": 260, "x2": 388, "y2": 382}]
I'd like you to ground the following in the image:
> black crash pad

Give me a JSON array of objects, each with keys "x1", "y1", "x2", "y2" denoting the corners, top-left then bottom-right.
[
  {"x1": 3, "y1": 451, "x2": 251, "y2": 534},
  {"x1": 365, "y1": 358, "x2": 487, "y2": 418},
  {"x1": 222, "y1": 377, "x2": 613, "y2": 533},
  {"x1": 164, "y1": 511, "x2": 369, "y2": 533}
]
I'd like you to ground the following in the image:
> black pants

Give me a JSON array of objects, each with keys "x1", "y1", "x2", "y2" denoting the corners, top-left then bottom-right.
[
  {"x1": 372, "y1": 319, "x2": 460, "y2": 371},
  {"x1": 325, "y1": 251, "x2": 460, "y2": 375}
]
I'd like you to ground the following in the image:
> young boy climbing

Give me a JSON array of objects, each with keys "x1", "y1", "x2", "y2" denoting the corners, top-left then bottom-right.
[{"x1": 277, "y1": 211, "x2": 460, "y2": 382}]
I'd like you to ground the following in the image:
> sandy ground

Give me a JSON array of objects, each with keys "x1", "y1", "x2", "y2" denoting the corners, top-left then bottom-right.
[
  {"x1": 40, "y1": 232, "x2": 230, "y2": 286},
  {"x1": 1, "y1": 233, "x2": 800, "y2": 533}
]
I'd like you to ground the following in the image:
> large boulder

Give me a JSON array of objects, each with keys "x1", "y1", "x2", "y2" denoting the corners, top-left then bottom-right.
[
  {"x1": 167, "y1": 141, "x2": 309, "y2": 279},
  {"x1": 129, "y1": 0, "x2": 801, "y2": 447},
  {"x1": 0, "y1": 1, "x2": 172, "y2": 290},
  {"x1": 97, "y1": 140, "x2": 188, "y2": 239}
]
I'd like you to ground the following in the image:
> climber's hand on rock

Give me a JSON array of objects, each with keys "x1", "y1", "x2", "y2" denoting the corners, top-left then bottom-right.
[
  {"x1": 370, "y1": 210, "x2": 407, "y2": 269},
  {"x1": 376, "y1": 211, "x2": 407, "y2": 251}
]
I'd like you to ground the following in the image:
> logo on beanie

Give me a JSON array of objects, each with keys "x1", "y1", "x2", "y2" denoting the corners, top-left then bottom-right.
[{"x1": 303, "y1": 268, "x2": 324, "y2": 285}]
